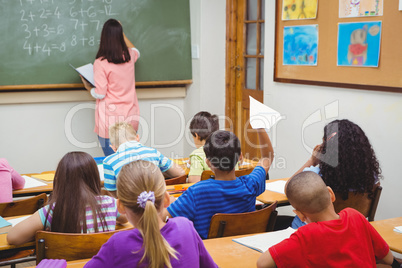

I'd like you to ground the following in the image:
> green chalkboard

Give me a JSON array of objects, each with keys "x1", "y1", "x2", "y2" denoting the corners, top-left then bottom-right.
[{"x1": 0, "y1": 0, "x2": 192, "y2": 89}]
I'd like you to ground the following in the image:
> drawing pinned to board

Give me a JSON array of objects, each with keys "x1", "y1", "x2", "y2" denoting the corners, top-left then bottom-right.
[
  {"x1": 337, "y1": 21, "x2": 382, "y2": 67},
  {"x1": 339, "y1": 0, "x2": 383, "y2": 18},
  {"x1": 282, "y1": 0, "x2": 318, "y2": 20},
  {"x1": 283, "y1": 25, "x2": 318, "y2": 66}
]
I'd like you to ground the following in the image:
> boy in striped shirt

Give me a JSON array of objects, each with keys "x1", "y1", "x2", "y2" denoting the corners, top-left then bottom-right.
[
  {"x1": 103, "y1": 122, "x2": 184, "y2": 197},
  {"x1": 165, "y1": 128, "x2": 274, "y2": 239}
]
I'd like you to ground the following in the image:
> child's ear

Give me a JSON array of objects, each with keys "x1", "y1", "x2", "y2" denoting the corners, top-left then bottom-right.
[
  {"x1": 135, "y1": 134, "x2": 140, "y2": 142},
  {"x1": 116, "y1": 199, "x2": 126, "y2": 215},
  {"x1": 163, "y1": 192, "x2": 171, "y2": 208},
  {"x1": 238, "y1": 152, "x2": 244, "y2": 164},
  {"x1": 293, "y1": 209, "x2": 307, "y2": 223},
  {"x1": 205, "y1": 158, "x2": 212, "y2": 169},
  {"x1": 327, "y1": 186, "x2": 336, "y2": 203}
]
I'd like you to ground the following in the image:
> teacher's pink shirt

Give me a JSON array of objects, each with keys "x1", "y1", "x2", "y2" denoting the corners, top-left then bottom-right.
[
  {"x1": 93, "y1": 48, "x2": 140, "y2": 138},
  {"x1": 0, "y1": 158, "x2": 25, "y2": 203}
]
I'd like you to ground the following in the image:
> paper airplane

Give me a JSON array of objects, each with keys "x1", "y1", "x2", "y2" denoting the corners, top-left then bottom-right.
[{"x1": 249, "y1": 96, "x2": 282, "y2": 130}]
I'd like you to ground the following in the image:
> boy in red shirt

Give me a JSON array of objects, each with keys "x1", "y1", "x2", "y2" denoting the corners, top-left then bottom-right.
[{"x1": 257, "y1": 171, "x2": 394, "y2": 268}]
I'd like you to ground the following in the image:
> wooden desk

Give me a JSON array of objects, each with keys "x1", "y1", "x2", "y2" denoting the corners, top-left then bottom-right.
[
  {"x1": 41, "y1": 233, "x2": 261, "y2": 268},
  {"x1": 13, "y1": 182, "x2": 53, "y2": 198},
  {"x1": 172, "y1": 158, "x2": 259, "y2": 176},
  {"x1": 371, "y1": 217, "x2": 402, "y2": 254},
  {"x1": 257, "y1": 178, "x2": 289, "y2": 205}
]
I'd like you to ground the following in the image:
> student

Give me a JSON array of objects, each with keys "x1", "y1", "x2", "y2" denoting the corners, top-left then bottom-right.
[
  {"x1": 85, "y1": 161, "x2": 218, "y2": 268},
  {"x1": 292, "y1": 119, "x2": 382, "y2": 228},
  {"x1": 103, "y1": 122, "x2": 184, "y2": 196},
  {"x1": 165, "y1": 128, "x2": 274, "y2": 239},
  {"x1": 0, "y1": 158, "x2": 25, "y2": 203},
  {"x1": 7, "y1": 152, "x2": 126, "y2": 245},
  {"x1": 257, "y1": 171, "x2": 394, "y2": 268},
  {"x1": 188, "y1": 111, "x2": 219, "y2": 183},
  {"x1": 81, "y1": 18, "x2": 140, "y2": 156}
]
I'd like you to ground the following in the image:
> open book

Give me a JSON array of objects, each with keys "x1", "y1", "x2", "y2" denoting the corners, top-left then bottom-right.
[
  {"x1": 70, "y1": 63, "x2": 95, "y2": 87},
  {"x1": 233, "y1": 227, "x2": 296, "y2": 253}
]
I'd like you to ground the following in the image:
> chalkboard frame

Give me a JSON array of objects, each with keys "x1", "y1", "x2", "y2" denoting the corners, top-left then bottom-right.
[{"x1": 273, "y1": 0, "x2": 402, "y2": 94}]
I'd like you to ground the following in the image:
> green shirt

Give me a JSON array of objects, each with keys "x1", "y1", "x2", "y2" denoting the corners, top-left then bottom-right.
[{"x1": 188, "y1": 146, "x2": 210, "y2": 176}]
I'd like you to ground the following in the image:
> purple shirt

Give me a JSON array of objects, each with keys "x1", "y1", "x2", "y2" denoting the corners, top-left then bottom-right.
[
  {"x1": 0, "y1": 158, "x2": 25, "y2": 203},
  {"x1": 85, "y1": 217, "x2": 218, "y2": 268}
]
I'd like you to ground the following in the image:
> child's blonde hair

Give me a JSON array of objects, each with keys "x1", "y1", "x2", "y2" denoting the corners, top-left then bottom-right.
[
  {"x1": 117, "y1": 160, "x2": 178, "y2": 268},
  {"x1": 109, "y1": 122, "x2": 137, "y2": 148}
]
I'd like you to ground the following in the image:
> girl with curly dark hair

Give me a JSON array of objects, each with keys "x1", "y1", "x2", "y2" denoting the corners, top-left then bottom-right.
[{"x1": 291, "y1": 119, "x2": 382, "y2": 228}]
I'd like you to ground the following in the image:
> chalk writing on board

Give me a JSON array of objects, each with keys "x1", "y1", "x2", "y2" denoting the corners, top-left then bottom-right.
[{"x1": 18, "y1": 0, "x2": 118, "y2": 57}]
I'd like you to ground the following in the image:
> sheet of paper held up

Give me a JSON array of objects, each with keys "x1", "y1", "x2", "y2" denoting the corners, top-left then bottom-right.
[
  {"x1": 22, "y1": 175, "x2": 48, "y2": 189},
  {"x1": 249, "y1": 96, "x2": 281, "y2": 130},
  {"x1": 266, "y1": 180, "x2": 287, "y2": 194}
]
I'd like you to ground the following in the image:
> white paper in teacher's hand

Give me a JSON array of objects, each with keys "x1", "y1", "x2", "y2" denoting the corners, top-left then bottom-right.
[{"x1": 249, "y1": 96, "x2": 282, "y2": 130}]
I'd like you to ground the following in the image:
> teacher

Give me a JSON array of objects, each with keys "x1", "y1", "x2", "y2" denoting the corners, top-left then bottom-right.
[{"x1": 81, "y1": 19, "x2": 140, "y2": 156}]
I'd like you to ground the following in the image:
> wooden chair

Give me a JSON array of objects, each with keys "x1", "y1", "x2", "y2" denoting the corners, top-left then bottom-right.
[
  {"x1": 0, "y1": 193, "x2": 47, "y2": 217},
  {"x1": 201, "y1": 167, "x2": 254, "y2": 181},
  {"x1": 333, "y1": 185, "x2": 382, "y2": 221},
  {"x1": 35, "y1": 228, "x2": 132, "y2": 264},
  {"x1": 207, "y1": 201, "x2": 278, "y2": 239},
  {"x1": 165, "y1": 174, "x2": 187, "y2": 185}
]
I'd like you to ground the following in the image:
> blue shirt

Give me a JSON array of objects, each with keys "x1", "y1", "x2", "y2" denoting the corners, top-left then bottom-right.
[
  {"x1": 103, "y1": 141, "x2": 172, "y2": 191},
  {"x1": 167, "y1": 166, "x2": 266, "y2": 239}
]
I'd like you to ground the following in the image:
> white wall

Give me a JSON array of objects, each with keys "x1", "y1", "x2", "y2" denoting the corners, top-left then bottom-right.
[
  {"x1": 0, "y1": 98, "x2": 184, "y2": 174},
  {"x1": 264, "y1": 1, "x2": 402, "y2": 220}
]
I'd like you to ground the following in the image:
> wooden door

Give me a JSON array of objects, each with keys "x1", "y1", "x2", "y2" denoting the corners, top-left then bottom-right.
[{"x1": 226, "y1": 0, "x2": 265, "y2": 160}]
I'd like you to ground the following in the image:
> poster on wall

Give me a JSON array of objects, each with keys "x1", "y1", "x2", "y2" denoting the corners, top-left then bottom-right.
[
  {"x1": 283, "y1": 25, "x2": 318, "y2": 66},
  {"x1": 337, "y1": 21, "x2": 382, "y2": 67},
  {"x1": 282, "y1": 0, "x2": 318, "y2": 20},
  {"x1": 339, "y1": 0, "x2": 383, "y2": 18}
]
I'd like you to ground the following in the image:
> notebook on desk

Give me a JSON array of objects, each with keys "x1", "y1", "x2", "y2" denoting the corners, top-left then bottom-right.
[
  {"x1": 233, "y1": 227, "x2": 296, "y2": 253},
  {"x1": 22, "y1": 175, "x2": 48, "y2": 188},
  {"x1": 0, "y1": 216, "x2": 12, "y2": 234}
]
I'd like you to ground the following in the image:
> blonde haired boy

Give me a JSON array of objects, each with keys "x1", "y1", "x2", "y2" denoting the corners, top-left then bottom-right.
[{"x1": 103, "y1": 122, "x2": 184, "y2": 196}]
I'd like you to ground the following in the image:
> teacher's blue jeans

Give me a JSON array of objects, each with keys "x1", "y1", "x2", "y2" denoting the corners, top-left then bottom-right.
[{"x1": 98, "y1": 136, "x2": 115, "y2": 157}]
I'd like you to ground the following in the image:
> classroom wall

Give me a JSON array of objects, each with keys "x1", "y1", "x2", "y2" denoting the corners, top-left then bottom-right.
[
  {"x1": 0, "y1": 98, "x2": 185, "y2": 174},
  {"x1": 264, "y1": 1, "x2": 402, "y2": 221}
]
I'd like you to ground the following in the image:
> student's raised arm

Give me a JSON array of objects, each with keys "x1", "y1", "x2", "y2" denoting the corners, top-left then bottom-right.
[
  {"x1": 7, "y1": 211, "x2": 44, "y2": 245},
  {"x1": 257, "y1": 129, "x2": 274, "y2": 174},
  {"x1": 292, "y1": 144, "x2": 321, "y2": 177}
]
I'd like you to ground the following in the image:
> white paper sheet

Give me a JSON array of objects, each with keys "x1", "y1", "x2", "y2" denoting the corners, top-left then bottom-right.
[
  {"x1": 249, "y1": 96, "x2": 282, "y2": 130},
  {"x1": 266, "y1": 180, "x2": 287, "y2": 194},
  {"x1": 7, "y1": 215, "x2": 31, "y2": 226},
  {"x1": 22, "y1": 175, "x2": 48, "y2": 188},
  {"x1": 97, "y1": 164, "x2": 105, "y2": 181},
  {"x1": 70, "y1": 63, "x2": 95, "y2": 86},
  {"x1": 233, "y1": 227, "x2": 296, "y2": 253},
  {"x1": 400, "y1": 0, "x2": 402, "y2": 11}
]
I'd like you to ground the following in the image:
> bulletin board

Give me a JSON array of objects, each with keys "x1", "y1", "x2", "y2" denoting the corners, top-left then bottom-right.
[{"x1": 274, "y1": 0, "x2": 402, "y2": 93}]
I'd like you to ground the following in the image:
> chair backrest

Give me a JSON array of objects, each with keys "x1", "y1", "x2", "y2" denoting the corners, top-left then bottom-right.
[
  {"x1": 200, "y1": 170, "x2": 215, "y2": 181},
  {"x1": 333, "y1": 185, "x2": 382, "y2": 221},
  {"x1": 201, "y1": 167, "x2": 255, "y2": 181},
  {"x1": 207, "y1": 201, "x2": 278, "y2": 239},
  {"x1": 165, "y1": 174, "x2": 187, "y2": 185},
  {"x1": 35, "y1": 228, "x2": 132, "y2": 264},
  {"x1": 0, "y1": 193, "x2": 48, "y2": 217}
]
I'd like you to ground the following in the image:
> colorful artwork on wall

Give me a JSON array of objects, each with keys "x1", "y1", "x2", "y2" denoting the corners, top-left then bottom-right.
[
  {"x1": 337, "y1": 21, "x2": 382, "y2": 67},
  {"x1": 283, "y1": 25, "x2": 318, "y2": 66},
  {"x1": 282, "y1": 0, "x2": 318, "y2": 20},
  {"x1": 339, "y1": 0, "x2": 383, "y2": 18}
]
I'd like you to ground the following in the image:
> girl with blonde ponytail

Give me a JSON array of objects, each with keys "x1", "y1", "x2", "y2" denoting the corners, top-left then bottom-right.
[{"x1": 85, "y1": 160, "x2": 218, "y2": 268}]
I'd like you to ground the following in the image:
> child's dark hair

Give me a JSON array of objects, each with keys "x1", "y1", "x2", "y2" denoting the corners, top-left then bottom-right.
[
  {"x1": 318, "y1": 119, "x2": 381, "y2": 200},
  {"x1": 189, "y1": 111, "x2": 219, "y2": 141},
  {"x1": 203, "y1": 130, "x2": 241, "y2": 171}
]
